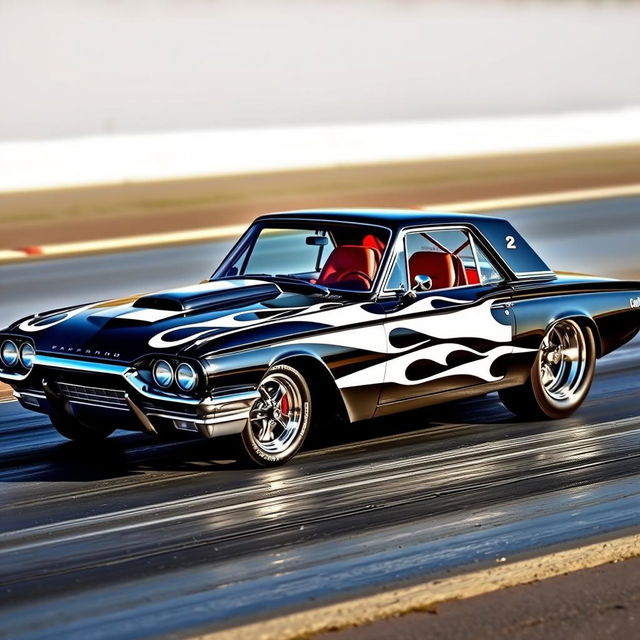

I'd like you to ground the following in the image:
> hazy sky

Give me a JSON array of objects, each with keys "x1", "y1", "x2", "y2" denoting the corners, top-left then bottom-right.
[{"x1": 1, "y1": 0, "x2": 640, "y2": 140}]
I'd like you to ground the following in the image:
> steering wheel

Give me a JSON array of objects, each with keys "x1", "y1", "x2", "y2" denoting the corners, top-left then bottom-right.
[{"x1": 335, "y1": 270, "x2": 373, "y2": 288}]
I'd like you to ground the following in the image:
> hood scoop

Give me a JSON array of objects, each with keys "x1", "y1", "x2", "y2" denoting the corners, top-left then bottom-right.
[{"x1": 132, "y1": 279, "x2": 282, "y2": 313}]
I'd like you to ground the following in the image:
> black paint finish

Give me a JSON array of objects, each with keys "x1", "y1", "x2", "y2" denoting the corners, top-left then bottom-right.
[{"x1": 0, "y1": 211, "x2": 638, "y2": 432}]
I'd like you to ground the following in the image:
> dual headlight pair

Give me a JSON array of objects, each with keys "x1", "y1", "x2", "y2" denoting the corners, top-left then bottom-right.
[
  {"x1": 152, "y1": 359, "x2": 199, "y2": 393},
  {"x1": 1, "y1": 340, "x2": 35, "y2": 370}
]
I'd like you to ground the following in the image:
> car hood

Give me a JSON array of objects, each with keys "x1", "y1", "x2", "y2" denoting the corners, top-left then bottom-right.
[{"x1": 10, "y1": 279, "x2": 357, "y2": 363}]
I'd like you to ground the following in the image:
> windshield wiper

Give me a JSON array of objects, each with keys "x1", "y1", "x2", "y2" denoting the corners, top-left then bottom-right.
[{"x1": 273, "y1": 274, "x2": 331, "y2": 296}]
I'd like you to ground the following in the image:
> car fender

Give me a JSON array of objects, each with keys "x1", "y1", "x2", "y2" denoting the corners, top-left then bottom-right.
[{"x1": 546, "y1": 311, "x2": 602, "y2": 358}]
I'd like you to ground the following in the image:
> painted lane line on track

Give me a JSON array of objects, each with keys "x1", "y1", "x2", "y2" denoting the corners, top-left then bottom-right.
[
  {"x1": 194, "y1": 533, "x2": 640, "y2": 640},
  {"x1": 2, "y1": 416, "x2": 638, "y2": 553},
  {"x1": 1, "y1": 183, "x2": 640, "y2": 263},
  {"x1": 422, "y1": 182, "x2": 640, "y2": 212}
]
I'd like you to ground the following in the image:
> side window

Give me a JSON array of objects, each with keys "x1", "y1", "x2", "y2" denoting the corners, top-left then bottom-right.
[
  {"x1": 385, "y1": 251, "x2": 408, "y2": 291},
  {"x1": 473, "y1": 243, "x2": 503, "y2": 284},
  {"x1": 391, "y1": 227, "x2": 503, "y2": 292},
  {"x1": 405, "y1": 229, "x2": 469, "y2": 291}
]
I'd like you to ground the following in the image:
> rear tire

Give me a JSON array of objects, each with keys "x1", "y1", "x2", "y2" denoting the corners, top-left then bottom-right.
[
  {"x1": 51, "y1": 415, "x2": 115, "y2": 443},
  {"x1": 238, "y1": 364, "x2": 311, "y2": 467},
  {"x1": 499, "y1": 319, "x2": 596, "y2": 420}
]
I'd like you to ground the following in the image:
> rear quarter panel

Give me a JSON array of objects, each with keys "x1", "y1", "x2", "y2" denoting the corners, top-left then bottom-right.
[{"x1": 511, "y1": 285, "x2": 640, "y2": 359}]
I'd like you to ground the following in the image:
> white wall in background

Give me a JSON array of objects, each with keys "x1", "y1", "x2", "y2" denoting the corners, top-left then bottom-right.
[
  {"x1": 1, "y1": 108, "x2": 640, "y2": 192},
  {"x1": 1, "y1": 0, "x2": 640, "y2": 141}
]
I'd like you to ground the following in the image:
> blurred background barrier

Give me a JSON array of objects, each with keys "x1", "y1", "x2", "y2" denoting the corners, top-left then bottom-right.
[
  {"x1": 1, "y1": 0, "x2": 640, "y2": 248},
  {"x1": 0, "y1": 1, "x2": 639, "y2": 263},
  {"x1": 1, "y1": 110, "x2": 640, "y2": 193}
]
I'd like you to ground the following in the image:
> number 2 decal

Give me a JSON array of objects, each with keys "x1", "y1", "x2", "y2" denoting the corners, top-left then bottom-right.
[{"x1": 506, "y1": 235, "x2": 517, "y2": 249}]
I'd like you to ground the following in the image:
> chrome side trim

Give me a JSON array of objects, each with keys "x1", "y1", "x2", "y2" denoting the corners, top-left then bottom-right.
[
  {"x1": 515, "y1": 270, "x2": 557, "y2": 278},
  {"x1": 34, "y1": 355, "x2": 128, "y2": 375}
]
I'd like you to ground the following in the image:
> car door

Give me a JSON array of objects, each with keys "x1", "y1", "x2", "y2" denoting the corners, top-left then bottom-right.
[{"x1": 377, "y1": 226, "x2": 516, "y2": 404}]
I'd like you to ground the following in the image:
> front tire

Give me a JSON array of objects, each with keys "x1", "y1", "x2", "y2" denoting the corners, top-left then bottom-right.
[
  {"x1": 239, "y1": 364, "x2": 311, "y2": 467},
  {"x1": 51, "y1": 415, "x2": 115, "y2": 443},
  {"x1": 499, "y1": 319, "x2": 596, "y2": 420}
]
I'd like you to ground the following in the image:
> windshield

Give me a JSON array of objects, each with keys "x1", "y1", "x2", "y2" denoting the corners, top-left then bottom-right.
[{"x1": 215, "y1": 222, "x2": 390, "y2": 292}]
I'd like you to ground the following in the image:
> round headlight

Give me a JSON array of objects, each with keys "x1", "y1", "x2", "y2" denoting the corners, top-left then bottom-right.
[
  {"x1": 153, "y1": 360, "x2": 174, "y2": 388},
  {"x1": 20, "y1": 343, "x2": 36, "y2": 369},
  {"x1": 176, "y1": 363, "x2": 198, "y2": 392},
  {"x1": 1, "y1": 340, "x2": 19, "y2": 367}
]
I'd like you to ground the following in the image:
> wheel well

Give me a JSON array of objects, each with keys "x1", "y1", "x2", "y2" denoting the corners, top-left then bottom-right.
[
  {"x1": 274, "y1": 355, "x2": 349, "y2": 424},
  {"x1": 550, "y1": 315, "x2": 602, "y2": 358}
]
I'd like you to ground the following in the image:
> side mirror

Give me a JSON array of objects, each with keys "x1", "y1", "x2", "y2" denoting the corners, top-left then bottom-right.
[
  {"x1": 399, "y1": 274, "x2": 433, "y2": 303},
  {"x1": 413, "y1": 274, "x2": 432, "y2": 292}
]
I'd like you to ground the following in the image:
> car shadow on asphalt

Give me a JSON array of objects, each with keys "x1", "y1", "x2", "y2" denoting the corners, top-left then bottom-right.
[{"x1": 1, "y1": 393, "x2": 540, "y2": 483}]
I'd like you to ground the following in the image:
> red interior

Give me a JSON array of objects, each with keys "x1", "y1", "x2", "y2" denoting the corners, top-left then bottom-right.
[
  {"x1": 408, "y1": 251, "x2": 457, "y2": 290},
  {"x1": 362, "y1": 234, "x2": 386, "y2": 261},
  {"x1": 465, "y1": 267, "x2": 480, "y2": 285},
  {"x1": 317, "y1": 245, "x2": 378, "y2": 289}
]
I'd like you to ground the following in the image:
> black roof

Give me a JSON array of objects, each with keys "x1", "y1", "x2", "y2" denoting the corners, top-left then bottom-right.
[
  {"x1": 255, "y1": 208, "x2": 500, "y2": 231},
  {"x1": 254, "y1": 208, "x2": 553, "y2": 277}
]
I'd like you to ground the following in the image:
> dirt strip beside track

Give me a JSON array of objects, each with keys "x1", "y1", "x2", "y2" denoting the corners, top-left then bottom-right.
[
  {"x1": 196, "y1": 534, "x2": 640, "y2": 640},
  {"x1": 321, "y1": 554, "x2": 640, "y2": 640},
  {"x1": 2, "y1": 144, "x2": 640, "y2": 248}
]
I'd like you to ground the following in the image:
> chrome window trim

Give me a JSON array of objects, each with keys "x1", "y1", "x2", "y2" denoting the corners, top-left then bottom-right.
[
  {"x1": 469, "y1": 233, "x2": 504, "y2": 286},
  {"x1": 514, "y1": 270, "x2": 557, "y2": 278},
  {"x1": 379, "y1": 224, "x2": 513, "y2": 298},
  {"x1": 469, "y1": 233, "x2": 484, "y2": 284}
]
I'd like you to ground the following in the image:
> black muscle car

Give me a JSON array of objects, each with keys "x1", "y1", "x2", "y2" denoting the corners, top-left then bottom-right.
[{"x1": 1, "y1": 210, "x2": 639, "y2": 466}]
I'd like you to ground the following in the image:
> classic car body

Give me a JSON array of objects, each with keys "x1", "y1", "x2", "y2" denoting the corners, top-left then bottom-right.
[{"x1": 1, "y1": 210, "x2": 639, "y2": 465}]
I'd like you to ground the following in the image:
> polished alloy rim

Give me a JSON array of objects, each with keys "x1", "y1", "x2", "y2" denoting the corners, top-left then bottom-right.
[
  {"x1": 538, "y1": 320, "x2": 587, "y2": 402},
  {"x1": 249, "y1": 373, "x2": 303, "y2": 454}
]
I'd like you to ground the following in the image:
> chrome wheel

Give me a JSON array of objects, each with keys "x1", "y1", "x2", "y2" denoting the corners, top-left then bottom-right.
[
  {"x1": 249, "y1": 372, "x2": 304, "y2": 454},
  {"x1": 538, "y1": 319, "x2": 588, "y2": 403}
]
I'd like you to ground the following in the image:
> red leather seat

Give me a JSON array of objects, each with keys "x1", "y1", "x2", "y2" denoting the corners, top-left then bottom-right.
[
  {"x1": 465, "y1": 267, "x2": 480, "y2": 285},
  {"x1": 451, "y1": 254, "x2": 468, "y2": 286},
  {"x1": 408, "y1": 251, "x2": 457, "y2": 290},
  {"x1": 318, "y1": 245, "x2": 378, "y2": 289},
  {"x1": 362, "y1": 234, "x2": 386, "y2": 262}
]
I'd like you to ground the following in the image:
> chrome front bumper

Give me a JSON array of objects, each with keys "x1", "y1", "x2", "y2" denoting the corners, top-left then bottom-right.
[
  {"x1": 9, "y1": 355, "x2": 260, "y2": 439},
  {"x1": 144, "y1": 388, "x2": 261, "y2": 437}
]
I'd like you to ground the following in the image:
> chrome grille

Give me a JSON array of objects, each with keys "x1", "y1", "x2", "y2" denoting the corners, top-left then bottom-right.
[{"x1": 57, "y1": 382, "x2": 128, "y2": 409}]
